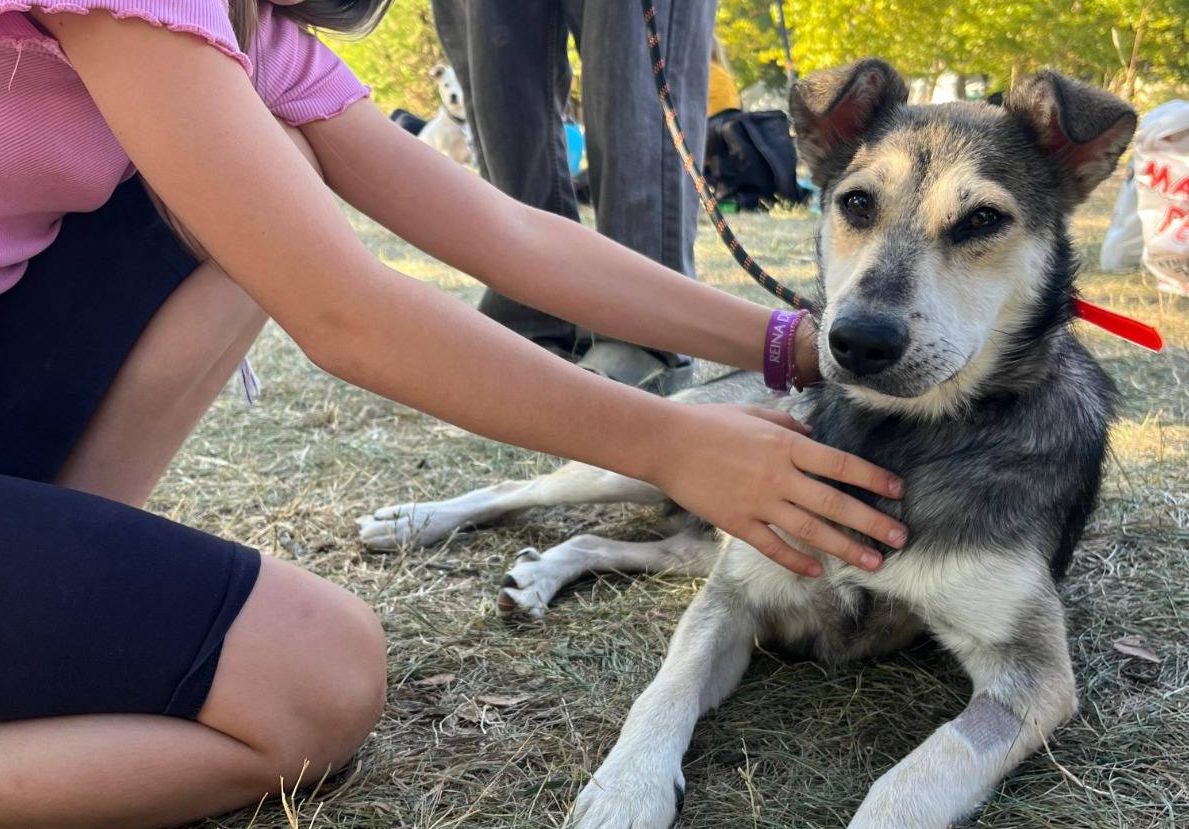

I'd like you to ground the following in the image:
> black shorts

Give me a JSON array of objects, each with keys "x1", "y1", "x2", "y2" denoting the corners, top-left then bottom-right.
[{"x1": 0, "y1": 179, "x2": 261, "y2": 722}]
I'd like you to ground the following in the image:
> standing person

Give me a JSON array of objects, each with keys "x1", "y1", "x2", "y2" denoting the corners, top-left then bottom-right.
[
  {"x1": 708, "y1": 35, "x2": 742, "y2": 117},
  {"x1": 0, "y1": 1, "x2": 907, "y2": 826},
  {"x1": 432, "y1": 0, "x2": 717, "y2": 393}
]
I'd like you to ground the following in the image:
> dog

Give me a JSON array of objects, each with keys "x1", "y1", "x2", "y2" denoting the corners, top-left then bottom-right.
[
  {"x1": 418, "y1": 63, "x2": 473, "y2": 166},
  {"x1": 359, "y1": 59, "x2": 1136, "y2": 828}
]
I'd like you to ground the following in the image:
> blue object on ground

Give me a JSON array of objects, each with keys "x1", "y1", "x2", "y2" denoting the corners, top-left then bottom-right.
[
  {"x1": 798, "y1": 177, "x2": 821, "y2": 215},
  {"x1": 564, "y1": 121, "x2": 586, "y2": 177}
]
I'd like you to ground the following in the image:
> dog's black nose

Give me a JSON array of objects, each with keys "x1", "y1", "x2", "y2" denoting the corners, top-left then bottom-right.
[{"x1": 828, "y1": 318, "x2": 908, "y2": 376}]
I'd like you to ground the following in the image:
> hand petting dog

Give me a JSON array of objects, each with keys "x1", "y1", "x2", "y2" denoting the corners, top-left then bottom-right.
[{"x1": 645, "y1": 401, "x2": 904, "y2": 577}]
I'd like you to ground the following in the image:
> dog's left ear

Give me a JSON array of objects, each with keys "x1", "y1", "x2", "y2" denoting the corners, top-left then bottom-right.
[
  {"x1": 789, "y1": 58, "x2": 909, "y2": 188},
  {"x1": 1004, "y1": 71, "x2": 1137, "y2": 208}
]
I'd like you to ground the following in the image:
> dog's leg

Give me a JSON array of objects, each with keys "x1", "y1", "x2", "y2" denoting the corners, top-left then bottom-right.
[
  {"x1": 498, "y1": 528, "x2": 720, "y2": 620},
  {"x1": 358, "y1": 462, "x2": 666, "y2": 549},
  {"x1": 569, "y1": 578, "x2": 766, "y2": 829},
  {"x1": 848, "y1": 559, "x2": 1076, "y2": 829}
]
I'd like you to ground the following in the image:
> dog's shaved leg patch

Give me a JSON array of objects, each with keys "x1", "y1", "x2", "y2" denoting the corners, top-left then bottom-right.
[{"x1": 952, "y1": 693, "x2": 1023, "y2": 753}]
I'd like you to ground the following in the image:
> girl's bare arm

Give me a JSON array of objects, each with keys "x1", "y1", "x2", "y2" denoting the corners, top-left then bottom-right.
[
  {"x1": 301, "y1": 100, "x2": 820, "y2": 382},
  {"x1": 40, "y1": 11, "x2": 904, "y2": 574}
]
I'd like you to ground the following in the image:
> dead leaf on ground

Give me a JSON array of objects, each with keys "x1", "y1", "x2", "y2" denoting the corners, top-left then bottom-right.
[
  {"x1": 476, "y1": 693, "x2": 532, "y2": 707},
  {"x1": 1112, "y1": 635, "x2": 1161, "y2": 663},
  {"x1": 413, "y1": 673, "x2": 456, "y2": 687}
]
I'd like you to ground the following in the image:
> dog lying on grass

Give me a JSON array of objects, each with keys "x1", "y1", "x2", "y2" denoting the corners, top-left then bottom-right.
[{"x1": 360, "y1": 58, "x2": 1136, "y2": 829}]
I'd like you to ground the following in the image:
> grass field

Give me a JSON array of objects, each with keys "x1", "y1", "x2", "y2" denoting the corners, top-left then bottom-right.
[{"x1": 173, "y1": 186, "x2": 1187, "y2": 829}]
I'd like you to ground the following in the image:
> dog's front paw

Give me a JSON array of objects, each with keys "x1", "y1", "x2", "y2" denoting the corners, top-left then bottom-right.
[
  {"x1": 497, "y1": 547, "x2": 573, "y2": 620},
  {"x1": 357, "y1": 502, "x2": 450, "y2": 549},
  {"x1": 497, "y1": 548, "x2": 553, "y2": 620},
  {"x1": 569, "y1": 758, "x2": 684, "y2": 829}
]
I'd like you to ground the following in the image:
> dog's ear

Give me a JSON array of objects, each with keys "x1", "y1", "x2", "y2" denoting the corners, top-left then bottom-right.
[
  {"x1": 789, "y1": 58, "x2": 908, "y2": 189},
  {"x1": 1004, "y1": 70, "x2": 1136, "y2": 208},
  {"x1": 429, "y1": 63, "x2": 447, "y2": 81}
]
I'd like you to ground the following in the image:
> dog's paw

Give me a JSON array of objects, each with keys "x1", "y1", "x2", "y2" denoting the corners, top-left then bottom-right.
[
  {"x1": 357, "y1": 503, "x2": 450, "y2": 550},
  {"x1": 568, "y1": 760, "x2": 684, "y2": 829},
  {"x1": 497, "y1": 534, "x2": 611, "y2": 620},
  {"x1": 497, "y1": 548, "x2": 558, "y2": 620}
]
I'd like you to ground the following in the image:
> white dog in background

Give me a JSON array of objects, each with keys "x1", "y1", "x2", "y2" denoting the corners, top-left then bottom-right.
[{"x1": 418, "y1": 63, "x2": 474, "y2": 166}]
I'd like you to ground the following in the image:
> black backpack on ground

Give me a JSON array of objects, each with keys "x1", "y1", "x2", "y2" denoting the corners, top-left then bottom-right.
[
  {"x1": 704, "y1": 109, "x2": 809, "y2": 210},
  {"x1": 390, "y1": 108, "x2": 427, "y2": 136}
]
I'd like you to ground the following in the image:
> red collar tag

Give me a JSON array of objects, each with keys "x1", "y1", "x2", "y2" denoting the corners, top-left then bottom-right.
[{"x1": 1073, "y1": 298, "x2": 1164, "y2": 352}]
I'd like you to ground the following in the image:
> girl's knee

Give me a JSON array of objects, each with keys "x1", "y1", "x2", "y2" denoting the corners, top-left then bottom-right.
[
  {"x1": 272, "y1": 582, "x2": 386, "y2": 773},
  {"x1": 302, "y1": 587, "x2": 387, "y2": 769},
  {"x1": 201, "y1": 558, "x2": 386, "y2": 779}
]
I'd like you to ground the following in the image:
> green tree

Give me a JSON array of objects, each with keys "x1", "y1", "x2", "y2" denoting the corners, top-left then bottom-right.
[
  {"x1": 716, "y1": 0, "x2": 1187, "y2": 101},
  {"x1": 322, "y1": 0, "x2": 442, "y2": 116}
]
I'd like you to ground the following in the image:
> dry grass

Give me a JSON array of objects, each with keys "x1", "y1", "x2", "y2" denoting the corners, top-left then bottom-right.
[{"x1": 171, "y1": 186, "x2": 1187, "y2": 829}]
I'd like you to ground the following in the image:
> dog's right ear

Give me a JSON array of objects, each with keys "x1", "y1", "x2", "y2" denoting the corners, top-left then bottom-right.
[
  {"x1": 429, "y1": 63, "x2": 447, "y2": 81},
  {"x1": 789, "y1": 58, "x2": 908, "y2": 189},
  {"x1": 1004, "y1": 71, "x2": 1137, "y2": 209}
]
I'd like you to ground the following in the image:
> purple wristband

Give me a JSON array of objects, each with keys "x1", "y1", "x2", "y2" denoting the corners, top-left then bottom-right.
[
  {"x1": 763, "y1": 310, "x2": 795, "y2": 391},
  {"x1": 786, "y1": 310, "x2": 809, "y2": 391}
]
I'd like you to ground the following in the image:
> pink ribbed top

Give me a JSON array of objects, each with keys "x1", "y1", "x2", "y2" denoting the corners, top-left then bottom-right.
[{"x1": 0, "y1": 0, "x2": 370, "y2": 292}]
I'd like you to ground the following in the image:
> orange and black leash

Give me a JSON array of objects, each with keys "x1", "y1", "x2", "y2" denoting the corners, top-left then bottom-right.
[
  {"x1": 641, "y1": 1, "x2": 818, "y2": 317},
  {"x1": 639, "y1": 0, "x2": 1163, "y2": 352}
]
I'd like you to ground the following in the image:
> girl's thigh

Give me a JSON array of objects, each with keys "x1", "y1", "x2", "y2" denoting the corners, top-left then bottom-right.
[
  {"x1": 0, "y1": 473, "x2": 260, "y2": 722},
  {"x1": 0, "y1": 473, "x2": 385, "y2": 768}
]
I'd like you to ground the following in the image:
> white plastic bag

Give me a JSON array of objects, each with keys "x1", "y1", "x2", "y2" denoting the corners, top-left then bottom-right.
[
  {"x1": 1100, "y1": 162, "x2": 1143, "y2": 272},
  {"x1": 1133, "y1": 100, "x2": 1189, "y2": 297}
]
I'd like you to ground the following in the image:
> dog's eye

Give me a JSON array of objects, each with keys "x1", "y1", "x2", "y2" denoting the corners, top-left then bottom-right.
[
  {"x1": 951, "y1": 206, "x2": 1010, "y2": 243},
  {"x1": 838, "y1": 190, "x2": 876, "y2": 229},
  {"x1": 969, "y1": 207, "x2": 1001, "y2": 229}
]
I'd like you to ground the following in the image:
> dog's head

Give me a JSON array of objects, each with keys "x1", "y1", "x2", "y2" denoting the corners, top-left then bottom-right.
[
  {"x1": 429, "y1": 63, "x2": 466, "y2": 120},
  {"x1": 790, "y1": 59, "x2": 1135, "y2": 417}
]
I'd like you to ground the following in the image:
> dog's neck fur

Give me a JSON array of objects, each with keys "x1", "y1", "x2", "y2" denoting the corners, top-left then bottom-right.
[{"x1": 984, "y1": 225, "x2": 1080, "y2": 398}]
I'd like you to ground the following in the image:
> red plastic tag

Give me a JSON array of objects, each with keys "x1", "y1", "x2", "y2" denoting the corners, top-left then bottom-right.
[{"x1": 1072, "y1": 298, "x2": 1164, "y2": 352}]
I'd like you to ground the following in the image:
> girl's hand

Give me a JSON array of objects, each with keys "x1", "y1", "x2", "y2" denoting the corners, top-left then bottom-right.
[{"x1": 644, "y1": 403, "x2": 906, "y2": 577}]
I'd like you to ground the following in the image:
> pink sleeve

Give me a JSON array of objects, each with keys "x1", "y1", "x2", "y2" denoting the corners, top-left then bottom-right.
[
  {"x1": 0, "y1": 0, "x2": 251, "y2": 73},
  {"x1": 247, "y1": 3, "x2": 370, "y2": 126}
]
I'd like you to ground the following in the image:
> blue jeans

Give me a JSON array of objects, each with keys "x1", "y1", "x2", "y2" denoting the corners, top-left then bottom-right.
[{"x1": 432, "y1": 0, "x2": 717, "y2": 364}]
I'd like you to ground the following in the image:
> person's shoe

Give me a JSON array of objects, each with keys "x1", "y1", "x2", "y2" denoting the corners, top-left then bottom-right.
[
  {"x1": 529, "y1": 335, "x2": 588, "y2": 362},
  {"x1": 576, "y1": 341, "x2": 694, "y2": 395}
]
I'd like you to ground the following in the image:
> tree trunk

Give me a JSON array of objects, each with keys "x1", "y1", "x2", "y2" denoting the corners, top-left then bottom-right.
[{"x1": 1124, "y1": 3, "x2": 1150, "y2": 102}]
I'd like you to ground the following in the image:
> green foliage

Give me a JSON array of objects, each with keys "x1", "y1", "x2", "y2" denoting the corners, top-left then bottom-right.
[
  {"x1": 717, "y1": 0, "x2": 1188, "y2": 100},
  {"x1": 322, "y1": 0, "x2": 442, "y2": 116},
  {"x1": 318, "y1": 0, "x2": 1184, "y2": 113}
]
